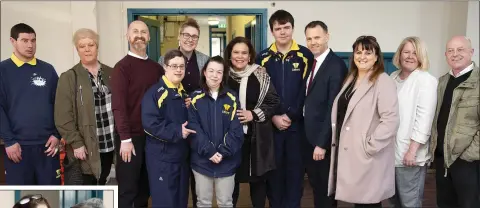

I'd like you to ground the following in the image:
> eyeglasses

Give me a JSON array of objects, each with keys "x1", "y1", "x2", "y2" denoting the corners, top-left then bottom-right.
[
  {"x1": 180, "y1": 33, "x2": 199, "y2": 41},
  {"x1": 167, "y1": 64, "x2": 186, "y2": 70},
  {"x1": 19, "y1": 194, "x2": 43, "y2": 205},
  {"x1": 446, "y1": 48, "x2": 467, "y2": 55}
]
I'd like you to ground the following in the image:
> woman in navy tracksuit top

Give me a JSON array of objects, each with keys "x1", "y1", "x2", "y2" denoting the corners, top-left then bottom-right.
[
  {"x1": 188, "y1": 56, "x2": 244, "y2": 207},
  {"x1": 141, "y1": 50, "x2": 196, "y2": 208}
]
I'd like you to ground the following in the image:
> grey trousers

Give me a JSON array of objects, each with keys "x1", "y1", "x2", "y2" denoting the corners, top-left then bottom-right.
[
  {"x1": 390, "y1": 166, "x2": 427, "y2": 208},
  {"x1": 192, "y1": 169, "x2": 236, "y2": 208}
]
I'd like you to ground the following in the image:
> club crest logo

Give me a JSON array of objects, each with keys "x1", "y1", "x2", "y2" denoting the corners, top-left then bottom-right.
[
  {"x1": 292, "y1": 62, "x2": 300, "y2": 71},
  {"x1": 223, "y1": 104, "x2": 231, "y2": 115},
  {"x1": 31, "y1": 73, "x2": 47, "y2": 87}
]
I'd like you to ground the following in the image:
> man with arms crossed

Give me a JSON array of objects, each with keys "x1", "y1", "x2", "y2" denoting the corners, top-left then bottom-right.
[
  {"x1": 111, "y1": 20, "x2": 164, "y2": 208},
  {"x1": 256, "y1": 10, "x2": 314, "y2": 208},
  {"x1": 0, "y1": 23, "x2": 61, "y2": 185},
  {"x1": 430, "y1": 36, "x2": 479, "y2": 208},
  {"x1": 303, "y1": 20, "x2": 348, "y2": 208}
]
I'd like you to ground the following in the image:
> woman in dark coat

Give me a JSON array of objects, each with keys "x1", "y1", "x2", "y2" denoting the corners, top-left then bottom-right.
[{"x1": 226, "y1": 37, "x2": 280, "y2": 208}]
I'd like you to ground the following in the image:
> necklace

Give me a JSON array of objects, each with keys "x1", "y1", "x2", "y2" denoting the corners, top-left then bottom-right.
[{"x1": 344, "y1": 76, "x2": 357, "y2": 100}]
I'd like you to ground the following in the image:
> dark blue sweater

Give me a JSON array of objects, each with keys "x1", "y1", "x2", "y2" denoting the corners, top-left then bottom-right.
[{"x1": 0, "y1": 57, "x2": 60, "y2": 147}]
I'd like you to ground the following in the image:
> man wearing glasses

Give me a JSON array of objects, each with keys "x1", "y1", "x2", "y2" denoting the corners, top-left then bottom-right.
[{"x1": 158, "y1": 18, "x2": 209, "y2": 208}]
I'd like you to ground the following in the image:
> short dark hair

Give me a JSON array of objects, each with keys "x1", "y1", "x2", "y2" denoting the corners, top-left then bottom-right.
[
  {"x1": 224, "y1": 37, "x2": 256, "y2": 69},
  {"x1": 163, "y1": 49, "x2": 187, "y2": 66},
  {"x1": 180, "y1": 18, "x2": 200, "y2": 35},
  {"x1": 11, "y1": 23, "x2": 36, "y2": 40},
  {"x1": 268, "y1": 10, "x2": 294, "y2": 31},
  {"x1": 347, "y1": 35, "x2": 385, "y2": 82},
  {"x1": 304, "y1": 20, "x2": 328, "y2": 33},
  {"x1": 199, "y1": 56, "x2": 229, "y2": 93}
]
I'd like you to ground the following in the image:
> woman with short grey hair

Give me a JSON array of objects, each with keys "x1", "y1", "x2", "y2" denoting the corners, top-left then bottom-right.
[{"x1": 55, "y1": 28, "x2": 115, "y2": 185}]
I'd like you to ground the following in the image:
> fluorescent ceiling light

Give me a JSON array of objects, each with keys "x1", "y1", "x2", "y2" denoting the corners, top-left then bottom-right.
[{"x1": 208, "y1": 20, "x2": 219, "y2": 25}]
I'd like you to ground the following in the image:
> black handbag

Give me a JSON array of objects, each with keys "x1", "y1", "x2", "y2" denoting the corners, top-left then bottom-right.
[{"x1": 63, "y1": 69, "x2": 84, "y2": 185}]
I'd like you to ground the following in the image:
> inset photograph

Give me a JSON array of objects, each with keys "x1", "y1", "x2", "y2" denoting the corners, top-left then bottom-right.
[{"x1": 0, "y1": 188, "x2": 116, "y2": 208}]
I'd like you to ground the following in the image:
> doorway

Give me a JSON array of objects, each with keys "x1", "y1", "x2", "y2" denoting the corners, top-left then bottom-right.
[{"x1": 127, "y1": 9, "x2": 268, "y2": 61}]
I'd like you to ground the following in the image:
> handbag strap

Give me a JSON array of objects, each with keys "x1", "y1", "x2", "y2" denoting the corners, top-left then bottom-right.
[{"x1": 71, "y1": 68, "x2": 79, "y2": 131}]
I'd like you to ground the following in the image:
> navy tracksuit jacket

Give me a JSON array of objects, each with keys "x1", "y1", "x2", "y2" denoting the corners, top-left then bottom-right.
[
  {"x1": 256, "y1": 40, "x2": 314, "y2": 208},
  {"x1": 188, "y1": 88, "x2": 244, "y2": 178},
  {"x1": 141, "y1": 76, "x2": 190, "y2": 208}
]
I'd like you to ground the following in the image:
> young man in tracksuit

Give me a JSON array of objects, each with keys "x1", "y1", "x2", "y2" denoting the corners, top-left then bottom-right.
[
  {"x1": 141, "y1": 50, "x2": 194, "y2": 208},
  {"x1": 256, "y1": 10, "x2": 314, "y2": 208},
  {"x1": 188, "y1": 56, "x2": 244, "y2": 207},
  {"x1": 0, "y1": 23, "x2": 61, "y2": 185}
]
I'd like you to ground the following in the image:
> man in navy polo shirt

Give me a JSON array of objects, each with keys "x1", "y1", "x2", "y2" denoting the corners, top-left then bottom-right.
[{"x1": 0, "y1": 23, "x2": 61, "y2": 185}]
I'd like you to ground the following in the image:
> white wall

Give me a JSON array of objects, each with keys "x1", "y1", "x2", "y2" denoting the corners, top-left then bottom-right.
[
  {"x1": 197, "y1": 23, "x2": 211, "y2": 56},
  {"x1": 0, "y1": 191, "x2": 15, "y2": 207},
  {"x1": 2, "y1": 1, "x2": 475, "y2": 77},
  {"x1": 103, "y1": 190, "x2": 114, "y2": 208},
  {"x1": 467, "y1": 1, "x2": 479, "y2": 65}
]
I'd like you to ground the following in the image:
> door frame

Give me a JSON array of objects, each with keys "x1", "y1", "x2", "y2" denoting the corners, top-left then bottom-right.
[
  {"x1": 138, "y1": 16, "x2": 162, "y2": 61},
  {"x1": 127, "y1": 8, "x2": 268, "y2": 55},
  {"x1": 209, "y1": 25, "x2": 227, "y2": 57}
]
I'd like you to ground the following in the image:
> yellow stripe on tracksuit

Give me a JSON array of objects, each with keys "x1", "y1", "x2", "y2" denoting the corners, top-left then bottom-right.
[
  {"x1": 226, "y1": 92, "x2": 237, "y2": 121},
  {"x1": 157, "y1": 90, "x2": 168, "y2": 108},
  {"x1": 191, "y1": 93, "x2": 205, "y2": 110},
  {"x1": 261, "y1": 55, "x2": 271, "y2": 67},
  {"x1": 297, "y1": 52, "x2": 309, "y2": 79}
]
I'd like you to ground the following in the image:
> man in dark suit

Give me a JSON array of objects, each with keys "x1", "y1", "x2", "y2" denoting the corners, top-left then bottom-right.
[{"x1": 302, "y1": 20, "x2": 348, "y2": 208}]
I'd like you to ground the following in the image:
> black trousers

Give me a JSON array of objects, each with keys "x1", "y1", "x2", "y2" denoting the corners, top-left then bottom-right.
[
  {"x1": 435, "y1": 157, "x2": 480, "y2": 208},
  {"x1": 301, "y1": 137, "x2": 336, "y2": 208},
  {"x1": 232, "y1": 180, "x2": 267, "y2": 208},
  {"x1": 82, "y1": 151, "x2": 114, "y2": 185},
  {"x1": 115, "y1": 135, "x2": 150, "y2": 208},
  {"x1": 190, "y1": 167, "x2": 197, "y2": 208},
  {"x1": 304, "y1": 152, "x2": 335, "y2": 208}
]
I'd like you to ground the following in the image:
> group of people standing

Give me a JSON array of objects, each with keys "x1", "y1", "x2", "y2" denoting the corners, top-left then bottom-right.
[{"x1": 1, "y1": 8, "x2": 478, "y2": 208}]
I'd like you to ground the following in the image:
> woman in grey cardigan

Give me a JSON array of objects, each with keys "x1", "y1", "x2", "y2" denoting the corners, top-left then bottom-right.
[{"x1": 226, "y1": 37, "x2": 280, "y2": 208}]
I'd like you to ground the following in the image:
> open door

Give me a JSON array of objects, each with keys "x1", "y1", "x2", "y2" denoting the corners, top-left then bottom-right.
[{"x1": 137, "y1": 16, "x2": 162, "y2": 62}]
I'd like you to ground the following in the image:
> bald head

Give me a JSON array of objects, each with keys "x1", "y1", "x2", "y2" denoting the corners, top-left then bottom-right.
[
  {"x1": 447, "y1": 36, "x2": 472, "y2": 50},
  {"x1": 128, "y1": 20, "x2": 148, "y2": 32},
  {"x1": 127, "y1": 20, "x2": 150, "y2": 53},
  {"x1": 445, "y1": 35, "x2": 474, "y2": 72}
]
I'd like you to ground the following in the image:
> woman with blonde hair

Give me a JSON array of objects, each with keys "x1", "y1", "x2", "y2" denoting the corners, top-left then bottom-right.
[
  {"x1": 55, "y1": 28, "x2": 115, "y2": 185},
  {"x1": 389, "y1": 36, "x2": 438, "y2": 208}
]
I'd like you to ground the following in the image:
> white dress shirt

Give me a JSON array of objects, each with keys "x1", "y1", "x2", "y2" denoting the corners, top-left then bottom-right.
[
  {"x1": 305, "y1": 48, "x2": 331, "y2": 95},
  {"x1": 128, "y1": 51, "x2": 148, "y2": 60},
  {"x1": 303, "y1": 48, "x2": 330, "y2": 116},
  {"x1": 449, "y1": 62, "x2": 474, "y2": 77}
]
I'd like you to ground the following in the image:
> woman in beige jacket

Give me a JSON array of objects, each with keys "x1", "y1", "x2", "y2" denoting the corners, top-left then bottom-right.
[{"x1": 328, "y1": 35, "x2": 399, "y2": 207}]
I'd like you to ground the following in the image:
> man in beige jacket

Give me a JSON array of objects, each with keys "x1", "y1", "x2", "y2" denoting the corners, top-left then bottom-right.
[{"x1": 430, "y1": 36, "x2": 479, "y2": 208}]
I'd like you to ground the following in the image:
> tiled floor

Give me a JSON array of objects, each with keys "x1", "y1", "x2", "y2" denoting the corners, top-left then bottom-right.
[
  {"x1": 0, "y1": 147, "x2": 438, "y2": 208},
  {"x1": 223, "y1": 172, "x2": 437, "y2": 208}
]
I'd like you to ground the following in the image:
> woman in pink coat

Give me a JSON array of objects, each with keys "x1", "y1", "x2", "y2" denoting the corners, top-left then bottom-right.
[{"x1": 327, "y1": 35, "x2": 400, "y2": 208}]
